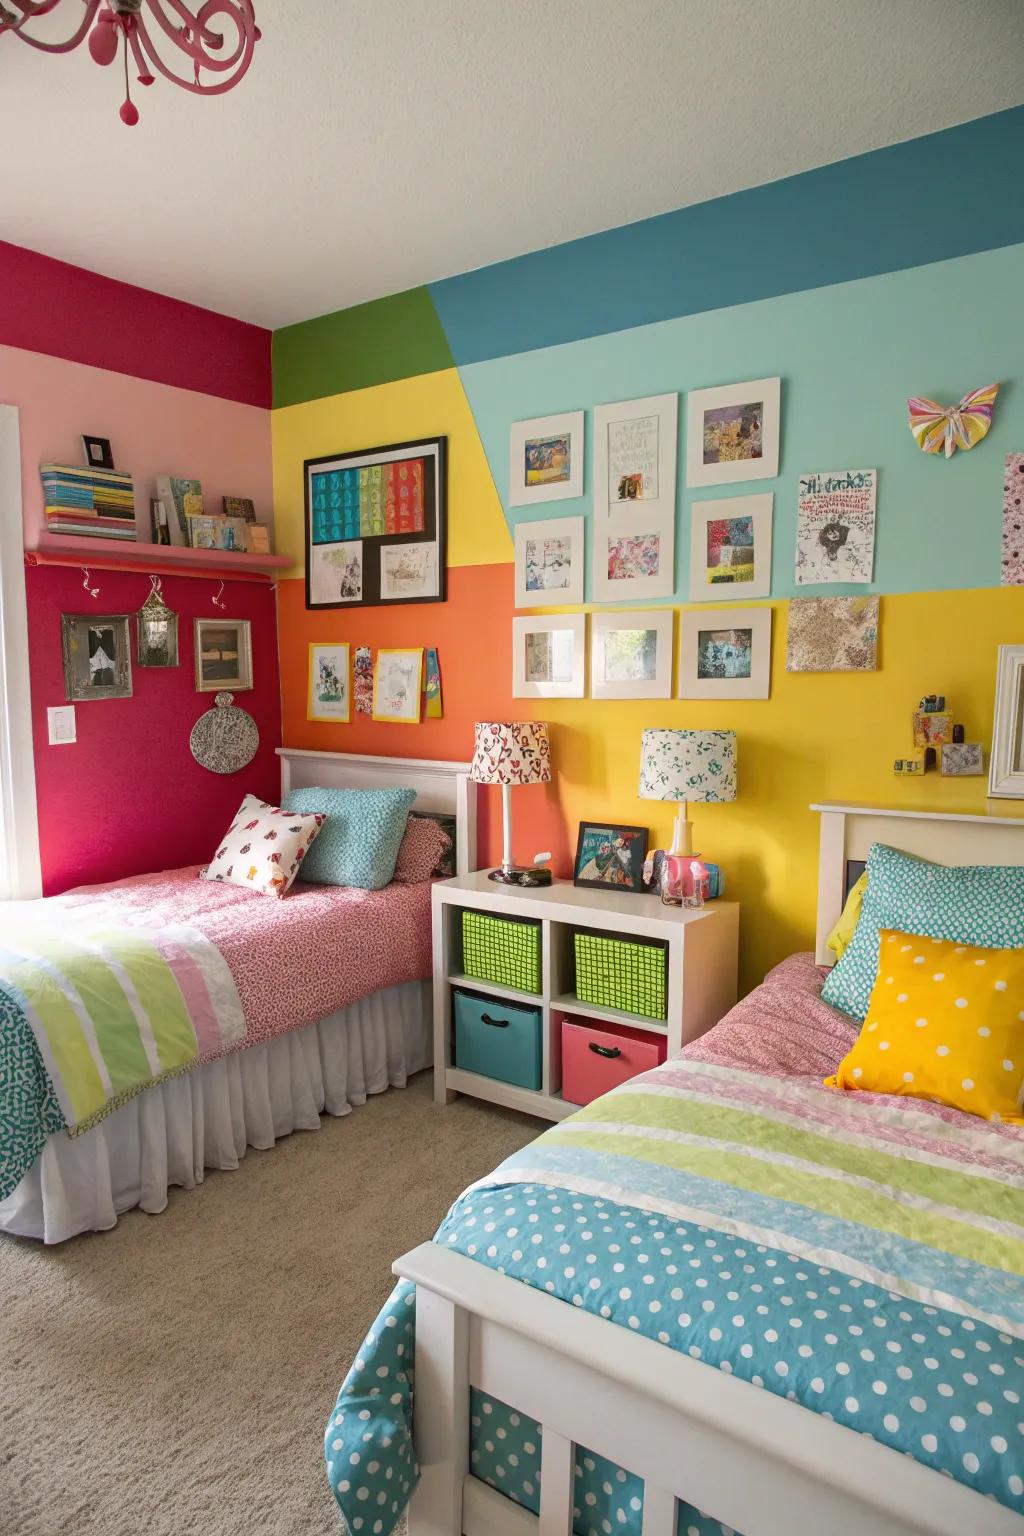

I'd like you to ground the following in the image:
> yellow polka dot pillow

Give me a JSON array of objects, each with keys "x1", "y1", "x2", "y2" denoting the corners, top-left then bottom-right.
[{"x1": 826, "y1": 929, "x2": 1024, "y2": 1122}]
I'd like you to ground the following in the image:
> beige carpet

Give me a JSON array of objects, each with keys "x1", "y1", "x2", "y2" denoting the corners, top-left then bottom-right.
[{"x1": 0, "y1": 1073, "x2": 539, "y2": 1536}]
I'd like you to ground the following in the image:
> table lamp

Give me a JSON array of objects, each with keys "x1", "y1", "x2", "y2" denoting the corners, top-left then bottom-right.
[
  {"x1": 470, "y1": 721, "x2": 551, "y2": 883},
  {"x1": 638, "y1": 728, "x2": 737, "y2": 857}
]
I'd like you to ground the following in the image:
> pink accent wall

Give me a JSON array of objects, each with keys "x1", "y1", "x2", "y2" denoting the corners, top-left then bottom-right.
[
  {"x1": 0, "y1": 241, "x2": 270, "y2": 408},
  {"x1": 4, "y1": 343, "x2": 272, "y2": 547},
  {"x1": 27, "y1": 565, "x2": 281, "y2": 895}
]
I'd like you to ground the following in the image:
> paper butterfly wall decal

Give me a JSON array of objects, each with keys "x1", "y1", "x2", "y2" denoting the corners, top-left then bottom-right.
[{"x1": 907, "y1": 383, "x2": 1000, "y2": 458}]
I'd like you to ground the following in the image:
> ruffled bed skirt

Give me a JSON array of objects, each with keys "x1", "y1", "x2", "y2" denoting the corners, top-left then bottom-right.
[{"x1": 0, "y1": 980, "x2": 432, "y2": 1245}]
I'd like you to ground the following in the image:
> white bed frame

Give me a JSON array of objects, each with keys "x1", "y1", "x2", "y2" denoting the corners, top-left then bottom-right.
[
  {"x1": 276, "y1": 748, "x2": 476, "y2": 876},
  {"x1": 396, "y1": 802, "x2": 1024, "y2": 1536}
]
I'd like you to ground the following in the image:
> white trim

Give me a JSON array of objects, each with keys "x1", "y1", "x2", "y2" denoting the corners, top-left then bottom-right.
[
  {"x1": 812, "y1": 800, "x2": 1024, "y2": 965},
  {"x1": 276, "y1": 747, "x2": 476, "y2": 875},
  {"x1": 0, "y1": 405, "x2": 41, "y2": 900},
  {"x1": 988, "y1": 643, "x2": 1024, "y2": 798}
]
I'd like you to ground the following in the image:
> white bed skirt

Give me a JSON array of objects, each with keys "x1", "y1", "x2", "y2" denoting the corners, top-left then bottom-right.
[{"x1": 0, "y1": 979, "x2": 432, "y2": 1245}]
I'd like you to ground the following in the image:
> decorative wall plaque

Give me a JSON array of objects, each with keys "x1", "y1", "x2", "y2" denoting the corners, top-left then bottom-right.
[{"x1": 189, "y1": 691, "x2": 259, "y2": 774}]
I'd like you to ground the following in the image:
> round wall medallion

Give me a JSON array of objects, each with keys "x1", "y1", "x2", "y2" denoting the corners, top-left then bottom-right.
[{"x1": 190, "y1": 691, "x2": 259, "y2": 774}]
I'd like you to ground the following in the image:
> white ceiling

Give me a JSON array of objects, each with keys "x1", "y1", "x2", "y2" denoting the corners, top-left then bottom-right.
[{"x1": 1, "y1": 0, "x2": 1021, "y2": 330}]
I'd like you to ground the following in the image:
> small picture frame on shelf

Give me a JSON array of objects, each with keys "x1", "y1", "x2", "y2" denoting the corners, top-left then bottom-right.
[
  {"x1": 512, "y1": 613, "x2": 586, "y2": 698},
  {"x1": 245, "y1": 523, "x2": 272, "y2": 555},
  {"x1": 685, "y1": 377, "x2": 781, "y2": 487},
  {"x1": 61, "y1": 613, "x2": 132, "y2": 701},
  {"x1": 590, "y1": 609, "x2": 673, "y2": 699},
  {"x1": 187, "y1": 515, "x2": 248, "y2": 553},
  {"x1": 194, "y1": 617, "x2": 253, "y2": 693},
  {"x1": 81, "y1": 435, "x2": 114, "y2": 471},
  {"x1": 573, "y1": 821, "x2": 649, "y2": 893},
  {"x1": 508, "y1": 411, "x2": 585, "y2": 507},
  {"x1": 222, "y1": 496, "x2": 256, "y2": 522},
  {"x1": 513, "y1": 515, "x2": 584, "y2": 607}
]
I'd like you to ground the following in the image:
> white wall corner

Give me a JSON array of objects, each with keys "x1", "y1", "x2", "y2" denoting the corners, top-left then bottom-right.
[{"x1": 0, "y1": 404, "x2": 42, "y2": 899}]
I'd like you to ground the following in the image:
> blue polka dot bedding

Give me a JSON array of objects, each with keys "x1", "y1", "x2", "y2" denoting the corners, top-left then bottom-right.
[{"x1": 326, "y1": 1056, "x2": 1024, "y2": 1535}]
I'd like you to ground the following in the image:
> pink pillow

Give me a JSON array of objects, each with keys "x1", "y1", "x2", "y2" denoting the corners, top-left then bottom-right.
[{"x1": 393, "y1": 816, "x2": 452, "y2": 883}]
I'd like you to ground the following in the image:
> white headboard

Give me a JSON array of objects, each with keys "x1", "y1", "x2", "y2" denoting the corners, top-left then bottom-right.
[
  {"x1": 277, "y1": 748, "x2": 477, "y2": 876},
  {"x1": 812, "y1": 801, "x2": 1024, "y2": 965}
]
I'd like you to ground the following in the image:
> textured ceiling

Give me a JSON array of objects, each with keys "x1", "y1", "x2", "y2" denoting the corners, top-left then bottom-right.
[{"x1": 1, "y1": 0, "x2": 1021, "y2": 329}]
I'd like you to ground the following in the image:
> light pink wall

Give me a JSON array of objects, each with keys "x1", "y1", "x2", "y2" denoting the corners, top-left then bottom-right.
[{"x1": 3, "y1": 342, "x2": 272, "y2": 544}]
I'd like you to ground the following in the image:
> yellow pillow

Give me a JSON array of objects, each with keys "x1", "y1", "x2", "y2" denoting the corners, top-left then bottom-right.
[
  {"x1": 826, "y1": 871, "x2": 868, "y2": 960},
  {"x1": 825, "y1": 929, "x2": 1024, "y2": 1123}
]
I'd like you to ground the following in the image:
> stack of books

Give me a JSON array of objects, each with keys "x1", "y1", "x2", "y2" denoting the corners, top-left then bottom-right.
[{"x1": 40, "y1": 464, "x2": 137, "y2": 541}]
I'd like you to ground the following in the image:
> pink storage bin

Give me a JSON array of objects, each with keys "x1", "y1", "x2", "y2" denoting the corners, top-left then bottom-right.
[{"x1": 561, "y1": 1015, "x2": 667, "y2": 1107}]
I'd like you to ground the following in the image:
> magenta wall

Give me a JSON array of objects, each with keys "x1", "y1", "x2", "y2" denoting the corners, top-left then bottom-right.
[
  {"x1": 27, "y1": 566, "x2": 281, "y2": 894},
  {"x1": 4, "y1": 239, "x2": 277, "y2": 893}
]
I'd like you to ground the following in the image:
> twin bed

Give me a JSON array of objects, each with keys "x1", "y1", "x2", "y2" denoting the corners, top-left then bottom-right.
[
  {"x1": 0, "y1": 748, "x2": 476, "y2": 1244},
  {"x1": 327, "y1": 802, "x2": 1024, "y2": 1536}
]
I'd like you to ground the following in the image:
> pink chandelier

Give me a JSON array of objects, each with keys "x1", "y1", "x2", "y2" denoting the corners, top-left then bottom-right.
[{"x1": 0, "y1": 1, "x2": 259, "y2": 125}]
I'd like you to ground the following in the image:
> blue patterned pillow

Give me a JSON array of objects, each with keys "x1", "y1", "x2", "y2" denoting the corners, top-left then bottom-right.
[
  {"x1": 281, "y1": 787, "x2": 415, "y2": 890},
  {"x1": 821, "y1": 841, "x2": 1024, "y2": 1021}
]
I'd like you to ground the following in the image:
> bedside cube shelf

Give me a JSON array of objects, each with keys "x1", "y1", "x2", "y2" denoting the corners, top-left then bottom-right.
[{"x1": 433, "y1": 873, "x2": 739, "y2": 1122}]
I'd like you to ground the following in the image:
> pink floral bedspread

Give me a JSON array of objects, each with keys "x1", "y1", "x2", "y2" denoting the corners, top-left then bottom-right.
[{"x1": 63, "y1": 867, "x2": 432, "y2": 1063}]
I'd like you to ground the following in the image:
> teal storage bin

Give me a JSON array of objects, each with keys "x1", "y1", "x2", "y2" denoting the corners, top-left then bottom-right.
[{"x1": 453, "y1": 986, "x2": 542, "y2": 1091}]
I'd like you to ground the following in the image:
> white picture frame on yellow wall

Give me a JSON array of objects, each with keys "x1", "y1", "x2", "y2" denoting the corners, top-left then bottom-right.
[
  {"x1": 989, "y1": 643, "x2": 1024, "y2": 798},
  {"x1": 512, "y1": 613, "x2": 586, "y2": 698},
  {"x1": 590, "y1": 609, "x2": 673, "y2": 700},
  {"x1": 679, "y1": 605, "x2": 771, "y2": 700}
]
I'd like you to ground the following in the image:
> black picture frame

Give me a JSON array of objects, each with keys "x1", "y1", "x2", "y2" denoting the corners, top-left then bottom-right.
[
  {"x1": 573, "y1": 821, "x2": 649, "y2": 894},
  {"x1": 82, "y1": 434, "x2": 114, "y2": 471},
  {"x1": 303, "y1": 435, "x2": 448, "y2": 610}
]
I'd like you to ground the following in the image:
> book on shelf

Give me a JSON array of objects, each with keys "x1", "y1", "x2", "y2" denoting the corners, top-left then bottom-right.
[
  {"x1": 40, "y1": 463, "x2": 137, "y2": 539},
  {"x1": 154, "y1": 475, "x2": 204, "y2": 546}
]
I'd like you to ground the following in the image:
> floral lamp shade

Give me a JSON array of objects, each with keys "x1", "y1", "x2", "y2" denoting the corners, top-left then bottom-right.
[
  {"x1": 470, "y1": 721, "x2": 551, "y2": 786},
  {"x1": 638, "y1": 728, "x2": 737, "y2": 803}
]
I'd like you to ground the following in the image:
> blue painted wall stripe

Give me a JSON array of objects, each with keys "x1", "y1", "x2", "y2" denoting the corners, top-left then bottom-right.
[{"x1": 429, "y1": 106, "x2": 1024, "y2": 368}]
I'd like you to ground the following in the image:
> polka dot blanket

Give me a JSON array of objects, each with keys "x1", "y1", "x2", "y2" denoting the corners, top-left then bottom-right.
[{"x1": 326, "y1": 955, "x2": 1024, "y2": 1536}]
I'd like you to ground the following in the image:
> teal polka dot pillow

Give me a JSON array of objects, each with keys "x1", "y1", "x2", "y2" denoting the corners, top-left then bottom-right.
[
  {"x1": 281, "y1": 786, "x2": 415, "y2": 890},
  {"x1": 821, "y1": 842, "x2": 1024, "y2": 1021}
]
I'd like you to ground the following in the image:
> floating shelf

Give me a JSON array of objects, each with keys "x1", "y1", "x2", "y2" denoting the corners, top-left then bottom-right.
[{"x1": 25, "y1": 531, "x2": 291, "y2": 581}]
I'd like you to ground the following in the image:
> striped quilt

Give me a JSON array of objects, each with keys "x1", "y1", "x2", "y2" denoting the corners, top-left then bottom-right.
[
  {"x1": 326, "y1": 1053, "x2": 1024, "y2": 1535},
  {"x1": 0, "y1": 893, "x2": 244, "y2": 1197}
]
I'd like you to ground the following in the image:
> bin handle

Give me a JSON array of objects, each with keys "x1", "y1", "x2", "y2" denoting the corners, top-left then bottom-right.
[
  {"x1": 481, "y1": 1013, "x2": 510, "y2": 1029},
  {"x1": 589, "y1": 1042, "x2": 622, "y2": 1059}
]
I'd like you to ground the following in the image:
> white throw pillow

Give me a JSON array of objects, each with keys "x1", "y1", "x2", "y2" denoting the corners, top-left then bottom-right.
[{"x1": 201, "y1": 794, "x2": 325, "y2": 898}]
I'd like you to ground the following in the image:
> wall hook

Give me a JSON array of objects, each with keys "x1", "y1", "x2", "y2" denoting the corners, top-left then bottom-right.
[
  {"x1": 81, "y1": 567, "x2": 100, "y2": 599},
  {"x1": 212, "y1": 580, "x2": 226, "y2": 610}
]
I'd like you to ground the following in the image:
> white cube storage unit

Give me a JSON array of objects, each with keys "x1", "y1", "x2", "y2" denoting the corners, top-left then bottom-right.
[{"x1": 432, "y1": 872, "x2": 739, "y2": 1121}]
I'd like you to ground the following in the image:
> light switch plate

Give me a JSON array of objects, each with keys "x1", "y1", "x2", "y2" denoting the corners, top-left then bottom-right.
[{"x1": 47, "y1": 704, "x2": 76, "y2": 745}]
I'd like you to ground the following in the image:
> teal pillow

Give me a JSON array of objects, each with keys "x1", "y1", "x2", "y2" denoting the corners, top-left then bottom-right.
[
  {"x1": 281, "y1": 787, "x2": 415, "y2": 890},
  {"x1": 821, "y1": 841, "x2": 1024, "y2": 1021}
]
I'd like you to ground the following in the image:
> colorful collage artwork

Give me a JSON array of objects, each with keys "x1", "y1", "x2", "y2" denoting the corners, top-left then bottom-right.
[
  {"x1": 1002, "y1": 452, "x2": 1024, "y2": 585},
  {"x1": 592, "y1": 394, "x2": 677, "y2": 602},
  {"x1": 305, "y1": 437, "x2": 446, "y2": 610}
]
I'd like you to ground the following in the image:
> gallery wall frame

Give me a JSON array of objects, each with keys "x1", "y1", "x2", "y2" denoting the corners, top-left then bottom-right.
[
  {"x1": 590, "y1": 608, "x2": 674, "y2": 700},
  {"x1": 513, "y1": 515, "x2": 585, "y2": 608},
  {"x1": 679, "y1": 604, "x2": 772, "y2": 700},
  {"x1": 685, "y1": 377, "x2": 781, "y2": 488},
  {"x1": 512, "y1": 613, "x2": 586, "y2": 699},
  {"x1": 688, "y1": 493, "x2": 773, "y2": 602},
  {"x1": 591, "y1": 391, "x2": 678, "y2": 603},
  {"x1": 508, "y1": 411, "x2": 585, "y2": 507}
]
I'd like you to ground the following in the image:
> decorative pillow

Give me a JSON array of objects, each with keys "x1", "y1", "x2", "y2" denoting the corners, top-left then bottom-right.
[
  {"x1": 393, "y1": 816, "x2": 453, "y2": 883},
  {"x1": 825, "y1": 929, "x2": 1024, "y2": 1123},
  {"x1": 281, "y1": 786, "x2": 416, "y2": 890},
  {"x1": 826, "y1": 870, "x2": 867, "y2": 961},
  {"x1": 201, "y1": 794, "x2": 325, "y2": 899},
  {"x1": 821, "y1": 842, "x2": 1024, "y2": 1021}
]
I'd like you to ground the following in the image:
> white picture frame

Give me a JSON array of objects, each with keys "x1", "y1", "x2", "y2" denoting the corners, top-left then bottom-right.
[
  {"x1": 508, "y1": 411, "x2": 584, "y2": 507},
  {"x1": 590, "y1": 609, "x2": 673, "y2": 700},
  {"x1": 591, "y1": 526, "x2": 675, "y2": 603},
  {"x1": 686, "y1": 377, "x2": 781, "y2": 487},
  {"x1": 512, "y1": 613, "x2": 586, "y2": 698},
  {"x1": 679, "y1": 605, "x2": 772, "y2": 700},
  {"x1": 688, "y1": 493, "x2": 773, "y2": 601},
  {"x1": 591, "y1": 392, "x2": 677, "y2": 603},
  {"x1": 988, "y1": 643, "x2": 1024, "y2": 798},
  {"x1": 513, "y1": 516, "x2": 584, "y2": 608}
]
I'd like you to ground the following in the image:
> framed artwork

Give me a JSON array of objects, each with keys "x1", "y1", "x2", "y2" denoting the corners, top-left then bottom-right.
[
  {"x1": 679, "y1": 605, "x2": 772, "y2": 700},
  {"x1": 61, "y1": 613, "x2": 132, "y2": 702},
  {"x1": 591, "y1": 392, "x2": 677, "y2": 603},
  {"x1": 988, "y1": 643, "x2": 1024, "y2": 798},
  {"x1": 573, "y1": 822, "x2": 649, "y2": 893},
  {"x1": 795, "y1": 469, "x2": 876, "y2": 585},
  {"x1": 508, "y1": 411, "x2": 584, "y2": 506},
  {"x1": 688, "y1": 493, "x2": 773, "y2": 601},
  {"x1": 372, "y1": 648, "x2": 424, "y2": 723},
  {"x1": 513, "y1": 515, "x2": 584, "y2": 607},
  {"x1": 590, "y1": 609, "x2": 673, "y2": 700},
  {"x1": 512, "y1": 614, "x2": 585, "y2": 698},
  {"x1": 194, "y1": 617, "x2": 253, "y2": 693},
  {"x1": 308, "y1": 642, "x2": 351, "y2": 722},
  {"x1": 785, "y1": 596, "x2": 879, "y2": 673},
  {"x1": 305, "y1": 436, "x2": 446, "y2": 610},
  {"x1": 82, "y1": 434, "x2": 114, "y2": 470},
  {"x1": 187, "y1": 515, "x2": 249, "y2": 553},
  {"x1": 137, "y1": 587, "x2": 179, "y2": 668},
  {"x1": 685, "y1": 377, "x2": 781, "y2": 487}
]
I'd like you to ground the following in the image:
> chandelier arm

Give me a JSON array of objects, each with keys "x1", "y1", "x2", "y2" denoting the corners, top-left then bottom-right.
[
  {"x1": 133, "y1": 4, "x2": 255, "y2": 91},
  {"x1": 2, "y1": 0, "x2": 100, "y2": 52},
  {"x1": 143, "y1": 0, "x2": 247, "y2": 69}
]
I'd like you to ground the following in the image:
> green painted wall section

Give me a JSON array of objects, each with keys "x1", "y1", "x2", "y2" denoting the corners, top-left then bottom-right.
[{"x1": 272, "y1": 285, "x2": 453, "y2": 408}]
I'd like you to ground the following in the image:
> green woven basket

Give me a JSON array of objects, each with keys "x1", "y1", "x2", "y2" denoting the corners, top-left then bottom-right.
[
  {"x1": 462, "y1": 909, "x2": 541, "y2": 994},
  {"x1": 574, "y1": 930, "x2": 667, "y2": 1021}
]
